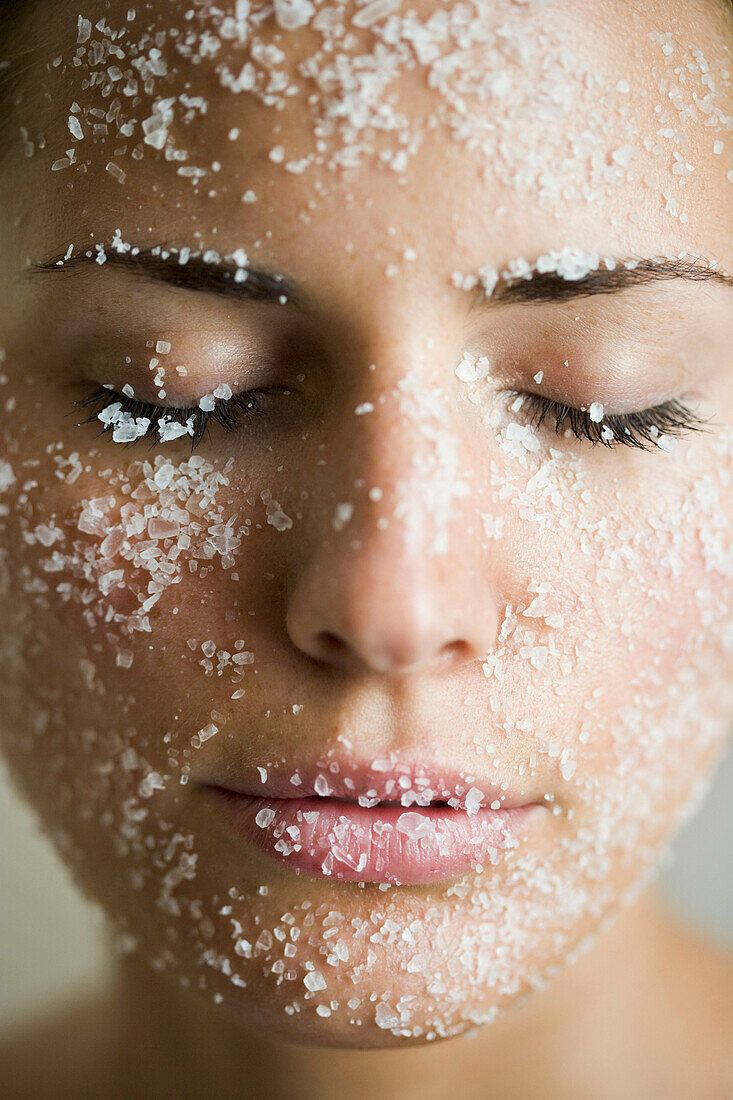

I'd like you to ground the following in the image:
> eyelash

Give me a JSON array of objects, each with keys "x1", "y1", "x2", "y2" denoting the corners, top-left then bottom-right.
[
  {"x1": 505, "y1": 390, "x2": 712, "y2": 451},
  {"x1": 74, "y1": 385, "x2": 712, "y2": 453},
  {"x1": 74, "y1": 385, "x2": 276, "y2": 448}
]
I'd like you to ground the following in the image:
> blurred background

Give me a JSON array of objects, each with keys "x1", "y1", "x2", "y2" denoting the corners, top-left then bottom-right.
[{"x1": 1, "y1": 739, "x2": 731, "y2": 1029}]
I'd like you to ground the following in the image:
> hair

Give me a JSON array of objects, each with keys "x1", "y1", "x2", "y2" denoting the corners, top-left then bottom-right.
[{"x1": 0, "y1": 1, "x2": 41, "y2": 124}]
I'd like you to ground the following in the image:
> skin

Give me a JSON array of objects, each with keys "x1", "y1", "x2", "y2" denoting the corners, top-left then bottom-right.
[{"x1": 0, "y1": 0, "x2": 732, "y2": 1095}]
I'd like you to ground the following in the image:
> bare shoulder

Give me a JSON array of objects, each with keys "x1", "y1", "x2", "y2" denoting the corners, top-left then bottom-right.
[{"x1": 0, "y1": 985, "x2": 116, "y2": 1100}]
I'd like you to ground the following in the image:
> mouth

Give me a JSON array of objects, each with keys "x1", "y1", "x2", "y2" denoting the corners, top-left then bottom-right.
[{"x1": 200, "y1": 762, "x2": 548, "y2": 886}]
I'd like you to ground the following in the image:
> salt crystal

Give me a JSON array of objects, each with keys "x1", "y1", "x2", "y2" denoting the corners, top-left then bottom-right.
[
  {"x1": 255, "y1": 808, "x2": 276, "y2": 828},
  {"x1": 395, "y1": 812, "x2": 433, "y2": 839},
  {"x1": 105, "y1": 162, "x2": 126, "y2": 184},
  {"x1": 478, "y1": 265, "x2": 499, "y2": 296},
  {"x1": 158, "y1": 417, "x2": 194, "y2": 441},
  {"x1": 213, "y1": 383, "x2": 233, "y2": 400},
  {"x1": 261, "y1": 490, "x2": 293, "y2": 531},
  {"x1": 464, "y1": 787, "x2": 484, "y2": 815},
  {"x1": 353, "y1": 0, "x2": 401, "y2": 27},
  {"x1": 314, "y1": 774, "x2": 333, "y2": 797},
  {"x1": 589, "y1": 402, "x2": 604, "y2": 423},
  {"x1": 560, "y1": 757, "x2": 577, "y2": 781},
  {"x1": 304, "y1": 970, "x2": 327, "y2": 992},
  {"x1": 273, "y1": 0, "x2": 315, "y2": 30},
  {"x1": 148, "y1": 517, "x2": 179, "y2": 539},
  {"x1": 199, "y1": 393, "x2": 216, "y2": 412},
  {"x1": 375, "y1": 1002, "x2": 400, "y2": 1029},
  {"x1": 332, "y1": 503, "x2": 354, "y2": 531},
  {"x1": 533, "y1": 371, "x2": 544, "y2": 384},
  {"x1": 0, "y1": 461, "x2": 15, "y2": 492},
  {"x1": 455, "y1": 354, "x2": 490, "y2": 383}
]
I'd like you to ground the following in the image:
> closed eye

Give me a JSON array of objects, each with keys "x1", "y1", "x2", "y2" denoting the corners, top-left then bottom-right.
[
  {"x1": 72, "y1": 385, "x2": 282, "y2": 448},
  {"x1": 506, "y1": 390, "x2": 713, "y2": 451}
]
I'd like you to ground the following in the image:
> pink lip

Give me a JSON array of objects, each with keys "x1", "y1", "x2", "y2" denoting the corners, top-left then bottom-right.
[{"x1": 200, "y1": 762, "x2": 548, "y2": 885}]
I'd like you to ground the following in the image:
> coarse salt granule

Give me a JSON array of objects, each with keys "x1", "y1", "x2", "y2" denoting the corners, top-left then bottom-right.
[
  {"x1": 375, "y1": 1002, "x2": 400, "y2": 1029},
  {"x1": 273, "y1": 0, "x2": 315, "y2": 31},
  {"x1": 304, "y1": 970, "x2": 327, "y2": 992},
  {"x1": 589, "y1": 402, "x2": 604, "y2": 422},
  {"x1": 332, "y1": 503, "x2": 354, "y2": 531},
  {"x1": 105, "y1": 162, "x2": 126, "y2": 183},
  {"x1": 0, "y1": 460, "x2": 16, "y2": 492}
]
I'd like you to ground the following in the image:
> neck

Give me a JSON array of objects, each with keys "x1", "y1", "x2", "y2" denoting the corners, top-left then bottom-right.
[{"x1": 105, "y1": 886, "x2": 675, "y2": 1100}]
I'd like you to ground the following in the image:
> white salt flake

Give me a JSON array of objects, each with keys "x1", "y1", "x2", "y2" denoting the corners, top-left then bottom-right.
[
  {"x1": 0, "y1": 461, "x2": 16, "y2": 492},
  {"x1": 304, "y1": 970, "x2": 327, "y2": 992},
  {"x1": 375, "y1": 1002, "x2": 400, "y2": 1029},
  {"x1": 464, "y1": 787, "x2": 484, "y2": 815},
  {"x1": 395, "y1": 812, "x2": 433, "y2": 839},
  {"x1": 261, "y1": 490, "x2": 293, "y2": 531},
  {"x1": 273, "y1": 0, "x2": 315, "y2": 30},
  {"x1": 332, "y1": 502, "x2": 354, "y2": 531}
]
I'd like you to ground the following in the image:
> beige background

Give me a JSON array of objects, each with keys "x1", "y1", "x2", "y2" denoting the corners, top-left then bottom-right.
[{"x1": 1, "y1": 740, "x2": 731, "y2": 1030}]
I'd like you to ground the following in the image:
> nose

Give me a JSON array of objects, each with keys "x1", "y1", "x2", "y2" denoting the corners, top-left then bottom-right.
[{"x1": 285, "y1": 380, "x2": 503, "y2": 678}]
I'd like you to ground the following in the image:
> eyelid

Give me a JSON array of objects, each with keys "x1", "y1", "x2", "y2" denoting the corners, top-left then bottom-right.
[
  {"x1": 506, "y1": 389, "x2": 713, "y2": 451},
  {"x1": 74, "y1": 384, "x2": 276, "y2": 449}
]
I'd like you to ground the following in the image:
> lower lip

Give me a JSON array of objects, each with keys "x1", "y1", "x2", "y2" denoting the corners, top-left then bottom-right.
[{"x1": 206, "y1": 788, "x2": 547, "y2": 885}]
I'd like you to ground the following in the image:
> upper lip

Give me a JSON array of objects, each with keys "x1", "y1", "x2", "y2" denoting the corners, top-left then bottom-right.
[{"x1": 199, "y1": 757, "x2": 539, "y2": 812}]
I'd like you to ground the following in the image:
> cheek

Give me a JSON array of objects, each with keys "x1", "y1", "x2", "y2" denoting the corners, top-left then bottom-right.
[
  {"x1": 0, "y1": 449, "x2": 253, "y2": 798},
  {"x1": 486, "y1": 428, "x2": 732, "y2": 833}
]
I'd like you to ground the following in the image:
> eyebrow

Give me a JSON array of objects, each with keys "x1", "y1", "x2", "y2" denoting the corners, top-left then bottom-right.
[
  {"x1": 30, "y1": 247, "x2": 731, "y2": 311},
  {"x1": 30, "y1": 246, "x2": 304, "y2": 307},
  {"x1": 473, "y1": 257, "x2": 732, "y2": 309}
]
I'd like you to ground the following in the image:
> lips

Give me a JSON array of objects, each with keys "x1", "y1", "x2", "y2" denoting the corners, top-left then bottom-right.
[{"x1": 199, "y1": 761, "x2": 548, "y2": 885}]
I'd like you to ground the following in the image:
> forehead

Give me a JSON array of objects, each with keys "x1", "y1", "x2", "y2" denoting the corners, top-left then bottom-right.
[{"x1": 9, "y1": 0, "x2": 733, "y2": 270}]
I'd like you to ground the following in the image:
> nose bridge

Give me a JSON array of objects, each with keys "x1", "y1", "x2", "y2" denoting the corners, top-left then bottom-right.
[
  {"x1": 284, "y1": 354, "x2": 501, "y2": 676},
  {"x1": 356, "y1": 366, "x2": 466, "y2": 559}
]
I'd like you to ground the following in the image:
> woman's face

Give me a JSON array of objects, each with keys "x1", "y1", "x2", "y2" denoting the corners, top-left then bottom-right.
[{"x1": 0, "y1": 0, "x2": 731, "y2": 1047}]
